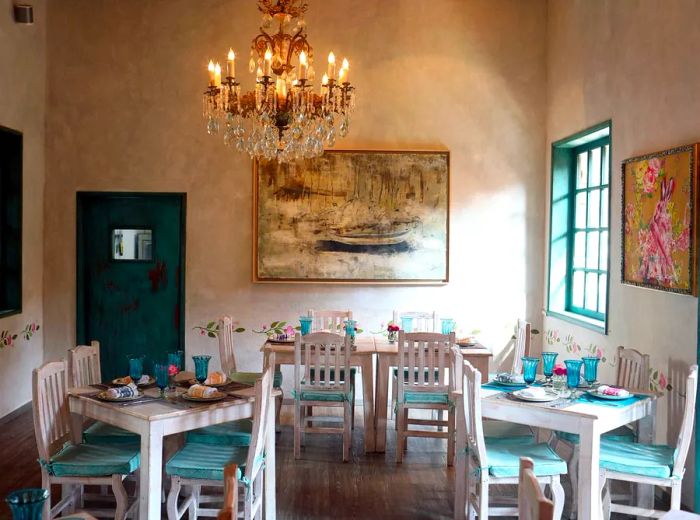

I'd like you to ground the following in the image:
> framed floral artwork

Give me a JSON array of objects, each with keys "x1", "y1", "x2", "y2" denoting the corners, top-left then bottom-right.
[{"x1": 622, "y1": 144, "x2": 698, "y2": 295}]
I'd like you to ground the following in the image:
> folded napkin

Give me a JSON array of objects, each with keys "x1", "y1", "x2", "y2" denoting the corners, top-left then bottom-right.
[
  {"x1": 106, "y1": 383, "x2": 138, "y2": 399},
  {"x1": 137, "y1": 375, "x2": 151, "y2": 385},
  {"x1": 496, "y1": 372, "x2": 525, "y2": 384},
  {"x1": 596, "y1": 385, "x2": 630, "y2": 397},
  {"x1": 188, "y1": 384, "x2": 218, "y2": 398},
  {"x1": 204, "y1": 372, "x2": 227, "y2": 385},
  {"x1": 519, "y1": 386, "x2": 547, "y2": 398}
]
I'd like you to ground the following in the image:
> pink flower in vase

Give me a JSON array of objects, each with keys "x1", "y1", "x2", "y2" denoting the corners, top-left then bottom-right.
[
  {"x1": 199, "y1": 329, "x2": 206, "y2": 336},
  {"x1": 659, "y1": 372, "x2": 668, "y2": 390},
  {"x1": 168, "y1": 364, "x2": 179, "y2": 377},
  {"x1": 553, "y1": 363, "x2": 567, "y2": 376},
  {"x1": 284, "y1": 325, "x2": 295, "y2": 337}
]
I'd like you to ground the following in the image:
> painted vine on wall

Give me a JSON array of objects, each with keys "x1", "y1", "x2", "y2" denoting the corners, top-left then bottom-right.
[
  {"x1": 1, "y1": 322, "x2": 40, "y2": 347},
  {"x1": 194, "y1": 320, "x2": 245, "y2": 338},
  {"x1": 544, "y1": 328, "x2": 672, "y2": 392}
]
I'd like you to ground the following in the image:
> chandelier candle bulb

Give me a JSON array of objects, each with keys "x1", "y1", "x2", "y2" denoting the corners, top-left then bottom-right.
[
  {"x1": 207, "y1": 60, "x2": 216, "y2": 87},
  {"x1": 327, "y1": 51, "x2": 336, "y2": 80},
  {"x1": 264, "y1": 48, "x2": 272, "y2": 76},
  {"x1": 299, "y1": 50, "x2": 308, "y2": 80},
  {"x1": 341, "y1": 58, "x2": 349, "y2": 83},
  {"x1": 214, "y1": 63, "x2": 222, "y2": 87},
  {"x1": 227, "y1": 48, "x2": 235, "y2": 78}
]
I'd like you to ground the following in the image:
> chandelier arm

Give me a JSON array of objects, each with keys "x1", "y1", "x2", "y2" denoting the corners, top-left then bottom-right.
[{"x1": 252, "y1": 31, "x2": 275, "y2": 57}]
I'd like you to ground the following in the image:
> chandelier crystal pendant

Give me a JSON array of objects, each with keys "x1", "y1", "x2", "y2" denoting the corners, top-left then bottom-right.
[{"x1": 202, "y1": 0, "x2": 356, "y2": 163}]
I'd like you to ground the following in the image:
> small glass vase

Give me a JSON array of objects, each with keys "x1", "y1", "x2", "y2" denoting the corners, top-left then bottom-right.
[
  {"x1": 552, "y1": 374, "x2": 567, "y2": 394},
  {"x1": 6, "y1": 488, "x2": 49, "y2": 520},
  {"x1": 387, "y1": 330, "x2": 398, "y2": 343}
]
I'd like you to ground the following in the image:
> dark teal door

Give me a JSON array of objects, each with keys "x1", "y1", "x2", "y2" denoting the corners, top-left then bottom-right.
[{"x1": 77, "y1": 193, "x2": 186, "y2": 382}]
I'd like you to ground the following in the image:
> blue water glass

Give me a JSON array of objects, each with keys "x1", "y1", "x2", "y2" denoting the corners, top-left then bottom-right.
[
  {"x1": 344, "y1": 319, "x2": 357, "y2": 339},
  {"x1": 564, "y1": 359, "x2": 583, "y2": 389},
  {"x1": 299, "y1": 316, "x2": 312, "y2": 336},
  {"x1": 541, "y1": 352, "x2": 558, "y2": 378},
  {"x1": 154, "y1": 363, "x2": 169, "y2": 397},
  {"x1": 192, "y1": 355, "x2": 211, "y2": 384},
  {"x1": 167, "y1": 350, "x2": 184, "y2": 371},
  {"x1": 440, "y1": 318, "x2": 455, "y2": 335},
  {"x1": 127, "y1": 355, "x2": 144, "y2": 381},
  {"x1": 582, "y1": 356, "x2": 600, "y2": 385},
  {"x1": 521, "y1": 357, "x2": 540, "y2": 385},
  {"x1": 6, "y1": 488, "x2": 49, "y2": 520},
  {"x1": 400, "y1": 316, "x2": 414, "y2": 332}
]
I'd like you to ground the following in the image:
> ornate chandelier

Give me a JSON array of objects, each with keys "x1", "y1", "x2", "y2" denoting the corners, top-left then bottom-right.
[{"x1": 202, "y1": 0, "x2": 356, "y2": 163}]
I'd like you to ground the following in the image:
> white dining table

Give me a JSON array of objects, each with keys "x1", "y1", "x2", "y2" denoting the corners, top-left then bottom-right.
[
  {"x1": 455, "y1": 387, "x2": 658, "y2": 520},
  {"x1": 67, "y1": 384, "x2": 277, "y2": 520}
]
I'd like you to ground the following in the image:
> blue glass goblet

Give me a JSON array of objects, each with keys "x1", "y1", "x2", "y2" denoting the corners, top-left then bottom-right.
[
  {"x1": 441, "y1": 318, "x2": 455, "y2": 335},
  {"x1": 400, "y1": 316, "x2": 414, "y2": 332},
  {"x1": 541, "y1": 352, "x2": 558, "y2": 386},
  {"x1": 6, "y1": 488, "x2": 49, "y2": 520},
  {"x1": 127, "y1": 355, "x2": 144, "y2": 382},
  {"x1": 521, "y1": 357, "x2": 540, "y2": 385},
  {"x1": 582, "y1": 356, "x2": 600, "y2": 386},
  {"x1": 344, "y1": 319, "x2": 357, "y2": 338},
  {"x1": 564, "y1": 359, "x2": 583, "y2": 389},
  {"x1": 168, "y1": 350, "x2": 184, "y2": 371},
  {"x1": 154, "y1": 363, "x2": 169, "y2": 398},
  {"x1": 192, "y1": 355, "x2": 211, "y2": 384},
  {"x1": 299, "y1": 316, "x2": 312, "y2": 336}
]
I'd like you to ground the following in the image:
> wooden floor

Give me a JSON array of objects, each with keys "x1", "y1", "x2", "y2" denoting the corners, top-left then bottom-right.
[{"x1": 0, "y1": 404, "x2": 649, "y2": 519}]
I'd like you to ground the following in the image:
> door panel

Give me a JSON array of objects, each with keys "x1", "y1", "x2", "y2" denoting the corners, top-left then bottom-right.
[{"x1": 77, "y1": 193, "x2": 186, "y2": 382}]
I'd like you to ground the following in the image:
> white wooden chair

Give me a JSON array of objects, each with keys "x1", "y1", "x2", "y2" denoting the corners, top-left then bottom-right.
[
  {"x1": 396, "y1": 331, "x2": 456, "y2": 466},
  {"x1": 519, "y1": 457, "x2": 555, "y2": 520},
  {"x1": 553, "y1": 345, "x2": 651, "y2": 518},
  {"x1": 166, "y1": 365, "x2": 274, "y2": 519},
  {"x1": 599, "y1": 364, "x2": 698, "y2": 519},
  {"x1": 293, "y1": 332, "x2": 353, "y2": 462},
  {"x1": 511, "y1": 318, "x2": 531, "y2": 374},
  {"x1": 217, "y1": 315, "x2": 283, "y2": 431},
  {"x1": 32, "y1": 360, "x2": 140, "y2": 519},
  {"x1": 454, "y1": 360, "x2": 565, "y2": 519}
]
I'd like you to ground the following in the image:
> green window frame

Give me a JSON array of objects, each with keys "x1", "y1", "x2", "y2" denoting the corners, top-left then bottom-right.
[{"x1": 547, "y1": 121, "x2": 611, "y2": 333}]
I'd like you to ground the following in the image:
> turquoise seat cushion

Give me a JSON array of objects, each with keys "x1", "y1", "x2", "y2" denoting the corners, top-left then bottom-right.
[
  {"x1": 486, "y1": 442, "x2": 567, "y2": 478},
  {"x1": 555, "y1": 425, "x2": 636, "y2": 444},
  {"x1": 393, "y1": 367, "x2": 441, "y2": 383},
  {"x1": 166, "y1": 442, "x2": 248, "y2": 481},
  {"x1": 483, "y1": 421, "x2": 535, "y2": 445},
  {"x1": 599, "y1": 439, "x2": 675, "y2": 478},
  {"x1": 46, "y1": 442, "x2": 140, "y2": 477},
  {"x1": 186, "y1": 419, "x2": 253, "y2": 446},
  {"x1": 403, "y1": 391, "x2": 449, "y2": 405},
  {"x1": 308, "y1": 368, "x2": 357, "y2": 384},
  {"x1": 82, "y1": 421, "x2": 140, "y2": 445},
  {"x1": 296, "y1": 386, "x2": 354, "y2": 402},
  {"x1": 230, "y1": 370, "x2": 282, "y2": 388}
]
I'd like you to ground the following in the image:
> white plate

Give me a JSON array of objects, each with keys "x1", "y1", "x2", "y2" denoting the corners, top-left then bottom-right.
[
  {"x1": 96, "y1": 390, "x2": 144, "y2": 402},
  {"x1": 188, "y1": 377, "x2": 232, "y2": 388},
  {"x1": 491, "y1": 379, "x2": 526, "y2": 387},
  {"x1": 112, "y1": 376, "x2": 155, "y2": 387},
  {"x1": 182, "y1": 391, "x2": 226, "y2": 402},
  {"x1": 511, "y1": 389, "x2": 560, "y2": 402},
  {"x1": 586, "y1": 389, "x2": 631, "y2": 401}
]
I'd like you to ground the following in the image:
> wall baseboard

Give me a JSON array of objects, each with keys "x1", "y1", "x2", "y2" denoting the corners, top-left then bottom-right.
[{"x1": 0, "y1": 401, "x2": 31, "y2": 425}]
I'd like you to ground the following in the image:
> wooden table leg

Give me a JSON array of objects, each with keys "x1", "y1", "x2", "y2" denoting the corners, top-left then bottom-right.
[
  {"x1": 578, "y1": 419, "x2": 601, "y2": 520},
  {"x1": 139, "y1": 423, "x2": 164, "y2": 520},
  {"x1": 636, "y1": 399, "x2": 657, "y2": 518},
  {"x1": 360, "y1": 356, "x2": 375, "y2": 453},
  {"x1": 69, "y1": 411, "x2": 84, "y2": 445},
  {"x1": 374, "y1": 354, "x2": 390, "y2": 453},
  {"x1": 265, "y1": 388, "x2": 277, "y2": 519}
]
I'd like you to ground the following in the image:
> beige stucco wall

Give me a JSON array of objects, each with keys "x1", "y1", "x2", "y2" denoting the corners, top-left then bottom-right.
[
  {"x1": 42, "y1": 0, "x2": 547, "y2": 390},
  {"x1": 0, "y1": 0, "x2": 46, "y2": 417},
  {"x1": 544, "y1": 0, "x2": 700, "y2": 506}
]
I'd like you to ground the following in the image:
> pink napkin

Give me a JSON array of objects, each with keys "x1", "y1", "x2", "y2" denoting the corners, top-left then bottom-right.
[{"x1": 596, "y1": 385, "x2": 630, "y2": 397}]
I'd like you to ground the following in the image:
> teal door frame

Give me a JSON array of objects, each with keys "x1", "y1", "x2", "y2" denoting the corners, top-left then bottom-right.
[{"x1": 76, "y1": 191, "x2": 187, "y2": 353}]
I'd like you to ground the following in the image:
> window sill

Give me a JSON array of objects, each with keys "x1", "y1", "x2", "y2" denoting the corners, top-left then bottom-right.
[{"x1": 545, "y1": 309, "x2": 606, "y2": 335}]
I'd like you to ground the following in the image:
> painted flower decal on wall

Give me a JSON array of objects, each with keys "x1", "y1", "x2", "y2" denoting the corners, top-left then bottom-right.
[
  {"x1": 0, "y1": 322, "x2": 40, "y2": 348},
  {"x1": 1, "y1": 330, "x2": 17, "y2": 347},
  {"x1": 650, "y1": 368, "x2": 673, "y2": 392},
  {"x1": 21, "y1": 322, "x2": 40, "y2": 341},
  {"x1": 194, "y1": 319, "x2": 245, "y2": 338}
]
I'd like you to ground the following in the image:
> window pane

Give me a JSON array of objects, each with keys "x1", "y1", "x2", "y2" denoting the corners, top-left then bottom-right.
[
  {"x1": 600, "y1": 187, "x2": 609, "y2": 228},
  {"x1": 575, "y1": 192, "x2": 587, "y2": 229},
  {"x1": 598, "y1": 273, "x2": 607, "y2": 314},
  {"x1": 587, "y1": 188, "x2": 600, "y2": 228},
  {"x1": 576, "y1": 151, "x2": 588, "y2": 189},
  {"x1": 586, "y1": 231, "x2": 599, "y2": 269},
  {"x1": 572, "y1": 270, "x2": 585, "y2": 308},
  {"x1": 601, "y1": 144, "x2": 609, "y2": 185},
  {"x1": 574, "y1": 231, "x2": 586, "y2": 268},
  {"x1": 585, "y1": 272, "x2": 598, "y2": 311},
  {"x1": 589, "y1": 147, "x2": 601, "y2": 187},
  {"x1": 599, "y1": 230, "x2": 608, "y2": 270}
]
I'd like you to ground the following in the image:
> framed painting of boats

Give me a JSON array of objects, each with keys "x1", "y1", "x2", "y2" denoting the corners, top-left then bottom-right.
[{"x1": 253, "y1": 150, "x2": 449, "y2": 283}]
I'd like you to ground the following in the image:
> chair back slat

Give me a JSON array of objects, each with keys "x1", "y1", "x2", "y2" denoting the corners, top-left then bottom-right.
[
  {"x1": 518, "y1": 457, "x2": 554, "y2": 519},
  {"x1": 615, "y1": 346, "x2": 650, "y2": 391},
  {"x1": 511, "y1": 319, "x2": 531, "y2": 374},
  {"x1": 397, "y1": 332, "x2": 454, "y2": 403},
  {"x1": 308, "y1": 309, "x2": 352, "y2": 333},
  {"x1": 392, "y1": 310, "x2": 439, "y2": 332},
  {"x1": 219, "y1": 316, "x2": 238, "y2": 373},
  {"x1": 672, "y1": 364, "x2": 698, "y2": 477},
  {"x1": 68, "y1": 341, "x2": 101, "y2": 387},
  {"x1": 295, "y1": 332, "x2": 350, "y2": 395},
  {"x1": 461, "y1": 360, "x2": 487, "y2": 471},
  {"x1": 33, "y1": 360, "x2": 72, "y2": 461},
  {"x1": 244, "y1": 362, "x2": 274, "y2": 484}
]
